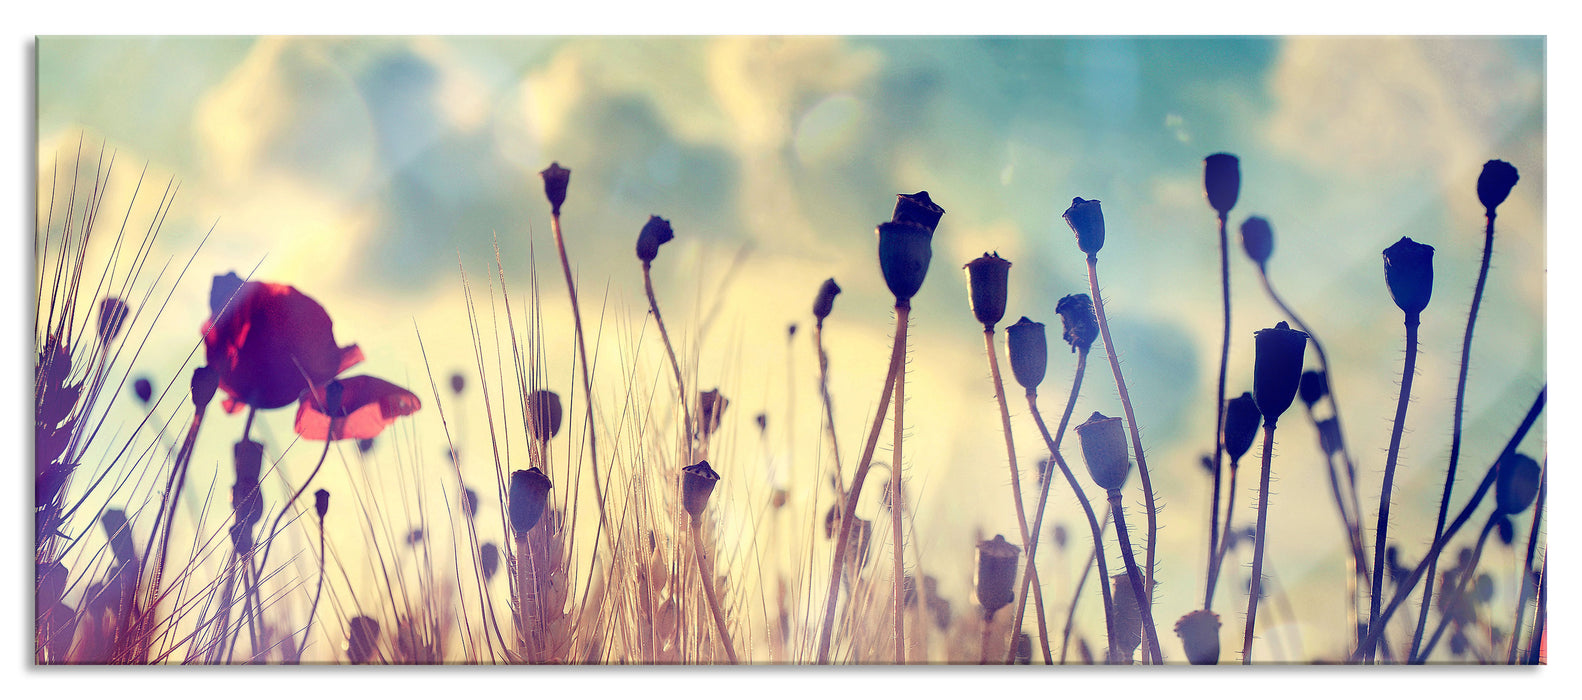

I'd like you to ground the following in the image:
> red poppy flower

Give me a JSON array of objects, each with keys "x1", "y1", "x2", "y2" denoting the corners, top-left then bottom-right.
[
  {"x1": 201, "y1": 273, "x2": 364, "y2": 413},
  {"x1": 294, "y1": 375, "x2": 422, "y2": 441}
]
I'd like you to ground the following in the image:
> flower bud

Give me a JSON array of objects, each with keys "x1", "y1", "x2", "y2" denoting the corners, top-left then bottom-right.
[
  {"x1": 1494, "y1": 452, "x2": 1541, "y2": 516},
  {"x1": 1204, "y1": 153, "x2": 1241, "y2": 216},
  {"x1": 232, "y1": 439, "x2": 265, "y2": 527},
  {"x1": 133, "y1": 377, "x2": 153, "y2": 405},
  {"x1": 508, "y1": 467, "x2": 552, "y2": 534},
  {"x1": 876, "y1": 220, "x2": 933, "y2": 304},
  {"x1": 479, "y1": 542, "x2": 500, "y2": 581},
  {"x1": 975, "y1": 534, "x2": 1019, "y2": 618},
  {"x1": 892, "y1": 191, "x2": 945, "y2": 233},
  {"x1": 526, "y1": 389, "x2": 563, "y2": 441},
  {"x1": 314, "y1": 488, "x2": 330, "y2": 519},
  {"x1": 1004, "y1": 317, "x2": 1047, "y2": 392},
  {"x1": 540, "y1": 162, "x2": 570, "y2": 217},
  {"x1": 98, "y1": 297, "x2": 129, "y2": 344},
  {"x1": 812, "y1": 278, "x2": 841, "y2": 322},
  {"x1": 1477, "y1": 160, "x2": 1519, "y2": 214},
  {"x1": 636, "y1": 215, "x2": 674, "y2": 263},
  {"x1": 1054, "y1": 293, "x2": 1099, "y2": 354},
  {"x1": 1174, "y1": 609, "x2": 1222, "y2": 665},
  {"x1": 1252, "y1": 321, "x2": 1308, "y2": 426},
  {"x1": 1110, "y1": 572, "x2": 1144, "y2": 664},
  {"x1": 963, "y1": 252, "x2": 1012, "y2": 329},
  {"x1": 1223, "y1": 392, "x2": 1261, "y2": 464},
  {"x1": 681, "y1": 460, "x2": 721, "y2": 519},
  {"x1": 449, "y1": 373, "x2": 465, "y2": 395},
  {"x1": 1382, "y1": 237, "x2": 1435, "y2": 319},
  {"x1": 1063, "y1": 197, "x2": 1105, "y2": 257},
  {"x1": 346, "y1": 616, "x2": 381, "y2": 664},
  {"x1": 1075, "y1": 411, "x2": 1130, "y2": 491},
  {"x1": 1240, "y1": 216, "x2": 1274, "y2": 268},
  {"x1": 191, "y1": 366, "x2": 219, "y2": 410},
  {"x1": 699, "y1": 389, "x2": 729, "y2": 437},
  {"x1": 1299, "y1": 370, "x2": 1328, "y2": 410}
]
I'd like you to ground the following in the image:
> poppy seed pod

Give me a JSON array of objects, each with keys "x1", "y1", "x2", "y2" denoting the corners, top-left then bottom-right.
[
  {"x1": 1174, "y1": 609, "x2": 1222, "y2": 665},
  {"x1": 1252, "y1": 321, "x2": 1309, "y2": 426},
  {"x1": 1382, "y1": 237, "x2": 1435, "y2": 318},
  {"x1": 191, "y1": 366, "x2": 219, "y2": 410},
  {"x1": 1063, "y1": 197, "x2": 1105, "y2": 256},
  {"x1": 314, "y1": 488, "x2": 330, "y2": 519},
  {"x1": 1110, "y1": 572, "x2": 1144, "y2": 663},
  {"x1": 1004, "y1": 317, "x2": 1048, "y2": 392},
  {"x1": 463, "y1": 487, "x2": 479, "y2": 519},
  {"x1": 323, "y1": 379, "x2": 345, "y2": 416},
  {"x1": 1494, "y1": 452, "x2": 1541, "y2": 515},
  {"x1": 357, "y1": 438, "x2": 375, "y2": 454},
  {"x1": 1496, "y1": 516, "x2": 1515, "y2": 546},
  {"x1": 449, "y1": 373, "x2": 465, "y2": 395},
  {"x1": 508, "y1": 467, "x2": 552, "y2": 534},
  {"x1": 1222, "y1": 392, "x2": 1261, "y2": 464},
  {"x1": 975, "y1": 534, "x2": 1020, "y2": 618},
  {"x1": 1204, "y1": 153, "x2": 1241, "y2": 216},
  {"x1": 892, "y1": 191, "x2": 945, "y2": 233},
  {"x1": 1299, "y1": 370, "x2": 1328, "y2": 410},
  {"x1": 1075, "y1": 411, "x2": 1131, "y2": 491},
  {"x1": 540, "y1": 162, "x2": 570, "y2": 217},
  {"x1": 1240, "y1": 216, "x2": 1274, "y2": 268},
  {"x1": 963, "y1": 252, "x2": 1012, "y2": 329},
  {"x1": 636, "y1": 215, "x2": 674, "y2": 263},
  {"x1": 232, "y1": 440, "x2": 265, "y2": 527},
  {"x1": 699, "y1": 389, "x2": 729, "y2": 437},
  {"x1": 526, "y1": 389, "x2": 563, "y2": 441},
  {"x1": 1477, "y1": 160, "x2": 1519, "y2": 214},
  {"x1": 1054, "y1": 293, "x2": 1099, "y2": 354},
  {"x1": 133, "y1": 376, "x2": 153, "y2": 405},
  {"x1": 479, "y1": 542, "x2": 500, "y2": 581},
  {"x1": 98, "y1": 297, "x2": 129, "y2": 344},
  {"x1": 681, "y1": 460, "x2": 721, "y2": 519},
  {"x1": 812, "y1": 278, "x2": 841, "y2": 321},
  {"x1": 876, "y1": 220, "x2": 934, "y2": 304}
]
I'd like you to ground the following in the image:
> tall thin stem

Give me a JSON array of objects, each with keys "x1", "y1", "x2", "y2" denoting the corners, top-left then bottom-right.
[
  {"x1": 690, "y1": 519, "x2": 739, "y2": 664},
  {"x1": 297, "y1": 514, "x2": 327, "y2": 663},
  {"x1": 255, "y1": 436, "x2": 333, "y2": 582},
  {"x1": 1207, "y1": 459, "x2": 1240, "y2": 607},
  {"x1": 1242, "y1": 424, "x2": 1277, "y2": 664},
  {"x1": 888, "y1": 308, "x2": 912, "y2": 663},
  {"x1": 813, "y1": 320, "x2": 846, "y2": 498},
  {"x1": 1209, "y1": 214, "x2": 1231, "y2": 601},
  {"x1": 1508, "y1": 466, "x2": 1545, "y2": 664},
  {"x1": 1412, "y1": 213, "x2": 1497, "y2": 660},
  {"x1": 1108, "y1": 491, "x2": 1162, "y2": 664},
  {"x1": 547, "y1": 211, "x2": 612, "y2": 548},
  {"x1": 1085, "y1": 256, "x2": 1157, "y2": 597},
  {"x1": 643, "y1": 260, "x2": 694, "y2": 456},
  {"x1": 1366, "y1": 313, "x2": 1420, "y2": 662},
  {"x1": 981, "y1": 328, "x2": 1042, "y2": 663},
  {"x1": 815, "y1": 304, "x2": 908, "y2": 664}
]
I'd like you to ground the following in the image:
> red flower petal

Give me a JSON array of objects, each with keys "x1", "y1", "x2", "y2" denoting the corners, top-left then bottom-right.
[
  {"x1": 202, "y1": 274, "x2": 362, "y2": 411},
  {"x1": 294, "y1": 375, "x2": 422, "y2": 441}
]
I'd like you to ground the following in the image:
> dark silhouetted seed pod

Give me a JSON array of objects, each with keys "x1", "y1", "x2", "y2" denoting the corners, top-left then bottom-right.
[
  {"x1": 526, "y1": 389, "x2": 563, "y2": 441},
  {"x1": 1015, "y1": 633, "x2": 1033, "y2": 664},
  {"x1": 812, "y1": 277, "x2": 841, "y2": 321},
  {"x1": 132, "y1": 377, "x2": 153, "y2": 405},
  {"x1": 1075, "y1": 411, "x2": 1130, "y2": 491},
  {"x1": 98, "y1": 297, "x2": 129, "y2": 344},
  {"x1": 976, "y1": 534, "x2": 1019, "y2": 618},
  {"x1": 232, "y1": 440, "x2": 265, "y2": 526},
  {"x1": 1494, "y1": 452, "x2": 1541, "y2": 515},
  {"x1": 682, "y1": 460, "x2": 721, "y2": 519},
  {"x1": 1496, "y1": 516, "x2": 1515, "y2": 546},
  {"x1": 1004, "y1": 317, "x2": 1047, "y2": 392},
  {"x1": 323, "y1": 379, "x2": 345, "y2": 416},
  {"x1": 1382, "y1": 237, "x2": 1435, "y2": 318},
  {"x1": 1053, "y1": 524, "x2": 1068, "y2": 550},
  {"x1": 1204, "y1": 153, "x2": 1241, "y2": 216},
  {"x1": 346, "y1": 616, "x2": 381, "y2": 664},
  {"x1": 1299, "y1": 370, "x2": 1328, "y2": 410},
  {"x1": 1252, "y1": 321, "x2": 1309, "y2": 426},
  {"x1": 1063, "y1": 197, "x2": 1105, "y2": 256},
  {"x1": 1174, "y1": 608, "x2": 1222, "y2": 665},
  {"x1": 479, "y1": 542, "x2": 500, "y2": 581},
  {"x1": 892, "y1": 191, "x2": 945, "y2": 233},
  {"x1": 100, "y1": 509, "x2": 135, "y2": 564},
  {"x1": 1223, "y1": 392, "x2": 1261, "y2": 464},
  {"x1": 357, "y1": 438, "x2": 375, "y2": 454},
  {"x1": 1054, "y1": 293, "x2": 1099, "y2": 354},
  {"x1": 876, "y1": 220, "x2": 934, "y2": 304},
  {"x1": 963, "y1": 252, "x2": 1012, "y2": 329},
  {"x1": 449, "y1": 372, "x2": 465, "y2": 395},
  {"x1": 1477, "y1": 160, "x2": 1519, "y2": 214},
  {"x1": 636, "y1": 215, "x2": 675, "y2": 263},
  {"x1": 540, "y1": 162, "x2": 570, "y2": 217},
  {"x1": 1240, "y1": 216, "x2": 1274, "y2": 268},
  {"x1": 699, "y1": 389, "x2": 729, "y2": 437},
  {"x1": 191, "y1": 366, "x2": 219, "y2": 410},
  {"x1": 508, "y1": 467, "x2": 552, "y2": 534},
  {"x1": 462, "y1": 487, "x2": 479, "y2": 519},
  {"x1": 314, "y1": 489, "x2": 330, "y2": 519},
  {"x1": 1110, "y1": 572, "x2": 1144, "y2": 663},
  {"x1": 1316, "y1": 417, "x2": 1343, "y2": 456}
]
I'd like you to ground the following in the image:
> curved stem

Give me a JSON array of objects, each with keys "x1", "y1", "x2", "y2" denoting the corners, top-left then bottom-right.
[
  {"x1": 1209, "y1": 214, "x2": 1231, "y2": 606},
  {"x1": 1509, "y1": 465, "x2": 1546, "y2": 664},
  {"x1": 691, "y1": 519, "x2": 739, "y2": 664},
  {"x1": 814, "y1": 304, "x2": 907, "y2": 664},
  {"x1": 1413, "y1": 514, "x2": 1499, "y2": 663},
  {"x1": 1366, "y1": 314, "x2": 1420, "y2": 662},
  {"x1": 297, "y1": 515, "x2": 327, "y2": 663},
  {"x1": 1108, "y1": 491, "x2": 1162, "y2": 664},
  {"x1": 813, "y1": 321, "x2": 847, "y2": 499},
  {"x1": 1412, "y1": 213, "x2": 1497, "y2": 660},
  {"x1": 982, "y1": 328, "x2": 1041, "y2": 663},
  {"x1": 548, "y1": 211, "x2": 612, "y2": 550},
  {"x1": 255, "y1": 436, "x2": 333, "y2": 584},
  {"x1": 1086, "y1": 256, "x2": 1157, "y2": 599},
  {"x1": 1207, "y1": 461, "x2": 1240, "y2": 607},
  {"x1": 643, "y1": 260, "x2": 694, "y2": 457},
  {"x1": 890, "y1": 312, "x2": 909, "y2": 664},
  {"x1": 1242, "y1": 424, "x2": 1277, "y2": 664}
]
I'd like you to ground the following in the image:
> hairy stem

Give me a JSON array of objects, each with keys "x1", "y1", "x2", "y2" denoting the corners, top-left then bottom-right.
[
  {"x1": 643, "y1": 260, "x2": 694, "y2": 457},
  {"x1": 981, "y1": 328, "x2": 1042, "y2": 663},
  {"x1": 1109, "y1": 491, "x2": 1162, "y2": 664},
  {"x1": 890, "y1": 313, "x2": 909, "y2": 664},
  {"x1": 548, "y1": 211, "x2": 612, "y2": 551},
  {"x1": 1366, "y1": 313, "x2": 1420, "y2": 662},
  {"x1": 813, "y1": 321, "x2": 847, "y2": 498},
  {"x1": 690, "y1": 519, "x2": 739, "y2": 664},
  {"x1": 1242, "y1": 424, "x2": 1277, "y2": 664},
  {"x1": 1208, "y1": 214, "x2": 1231, "y2": 607}
]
